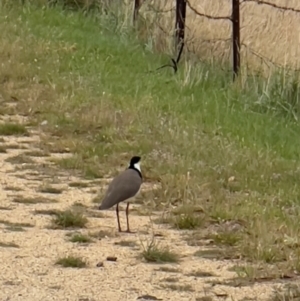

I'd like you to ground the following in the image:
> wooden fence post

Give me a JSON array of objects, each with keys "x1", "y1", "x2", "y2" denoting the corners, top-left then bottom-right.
[
  {"x1": 133, "y1": 0, "x2": 141, "y2": 25},
  {"x1": 232, "y1": 0, "x2": 240, "y2": 80},
  {"x1": 175, "y1": 0, "x2": 187, "y2": 52}
]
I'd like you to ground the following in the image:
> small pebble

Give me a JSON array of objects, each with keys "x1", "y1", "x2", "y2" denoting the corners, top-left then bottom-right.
[{"x1": 106, "y1": 256, "x2": 117, "y2": 262}]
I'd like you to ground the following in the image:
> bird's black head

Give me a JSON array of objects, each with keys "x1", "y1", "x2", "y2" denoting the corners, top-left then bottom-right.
[
  {"x1": 129, "y1": 156, "x2": 141, "y2": 167},
  {"x1": 128, "y1": 156, "x2": 142, "y2": 178}
]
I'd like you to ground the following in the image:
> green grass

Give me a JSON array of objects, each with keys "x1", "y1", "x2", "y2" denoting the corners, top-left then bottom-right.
[
  {"x1": 0, "y1": 123, "x2": 28, "y2": 136},
  {"x1": 51, "y1": 210, "x2": 88, "y2": 229},
  {"x1": 170, "y1": 205, "x2": 205, "y2": 230},
  {"x1": 141, "y1": 241, "x2": 179, "y2": 263},
  {"x1": 55, "y1": 255, "x2": 87, "y2": 268},
  {"x1": 2, "y1": 1, "x2": 300, "y2": 274},
  {"x1": 68, "y1": 232, "x2": 93, "y2": 243}
]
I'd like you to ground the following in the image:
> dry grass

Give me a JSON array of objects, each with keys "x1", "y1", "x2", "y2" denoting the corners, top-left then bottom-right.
[
  {"x1": 186, "y1": 270, "x2": 215, "y2": 278},
  {"x1": 138, "y1": 0, "x2": 300, "y2": 72},
  {"x1": 68, "y1": 181, "x2": 90, "y2": 188},
  {"x1": 156, "y1": 266, "x2": 181, "y2": 273},
  {"x1": 5, "y1": 225, "x2": 26, "y2": 232},
  {"x1": 13, "y1": 196, "x2": 57, "y2": 205},
  {"x1": 0, "y1": 219, "x2": 34, "y2": 228},
  {"x1": 0, "y1": 206, "x2": 12, "y2": 210},
  {"x1": 88, "y1": 230, "x2": 116, "y2": 239},
  {"x1": 195, "y1": 298, "x2": 213, "y2": 301},
  {"x1": 114, "y1": 240, "x2": 138, "y2": 248},
  {"x1": 25, "y1": 150, "x2": 50, "y2": 157},
  {"x1": 160, "y1": 283, "x2": 194, "y2": 292},
  {"x1": 0, "y1": 145, "x2": 7, "y2": 153},
  {"x1": 272, "y1": 284, "x2": 300, "y2": 301},
  {"x1": 5, "y1": 154, "x2": 34, "y2": 164},
  {"x1": 194, "y1": 249, "x2": 238, "y2": 260},
  {"x1": 34, "y1": 209, "x2": 60, "y2": 216},
  {"x1": 38, "y1": 185, "x2": 64, "y2": 194},
  {"x1": 4, "y1": 186, "x2": 23, "y2": 192}
]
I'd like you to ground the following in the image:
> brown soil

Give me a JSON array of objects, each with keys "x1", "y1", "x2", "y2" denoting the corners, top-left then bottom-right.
[{"x1": 0, "y1": 113, "x2": 292, "y2": 301}]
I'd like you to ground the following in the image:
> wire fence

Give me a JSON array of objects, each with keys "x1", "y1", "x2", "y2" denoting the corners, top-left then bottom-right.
[{"x1": 133, "y1": 0, "x2": 300, "y2": 80}]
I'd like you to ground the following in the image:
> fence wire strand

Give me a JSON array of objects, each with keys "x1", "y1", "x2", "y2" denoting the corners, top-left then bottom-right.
[{"x1": 135, "y1": 0, "x2": 300, "y2": 76}]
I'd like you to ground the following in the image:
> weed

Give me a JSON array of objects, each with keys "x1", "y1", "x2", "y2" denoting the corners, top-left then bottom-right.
[
  {"x1": 55, "y1": 256, "x2": 87, "y2": 268},
  {"x1": 51, "y1": 210, "x2": 88, "y2": 229},
  {"x1": 68, "y1": 233, "x2": 93, "y2": 243},
  {"x1": 141, "y1": 241, "x2": 179, "y2": 263},
  {"x1": 172, "y1": 213, "x2": 203, "y2": 230},
  {"x1": 207, "y1": 231, "x2": 241, "y2": 247},
  {"x1": 0, "y1": 123, "x2": 28, "y2": 136}
]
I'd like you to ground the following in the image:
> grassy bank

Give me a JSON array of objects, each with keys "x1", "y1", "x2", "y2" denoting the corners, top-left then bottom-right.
[{"x1": 1, "y1": 1, "x2": 300, "y2": 275}]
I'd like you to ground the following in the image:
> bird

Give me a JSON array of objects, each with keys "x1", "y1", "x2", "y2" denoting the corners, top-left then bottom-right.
[{"x1": 99, "y1": 156, "x2": 142, "y2": 233}]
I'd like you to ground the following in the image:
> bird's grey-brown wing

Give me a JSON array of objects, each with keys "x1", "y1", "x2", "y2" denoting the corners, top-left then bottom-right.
[{"x1": 99, "y1": 169, "x2": 142, "y2": 210}]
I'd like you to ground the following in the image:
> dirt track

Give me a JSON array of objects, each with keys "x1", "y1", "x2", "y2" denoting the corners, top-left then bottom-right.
[{"x1": 0, "y1": 114, "x2": 285, "y2": 301}]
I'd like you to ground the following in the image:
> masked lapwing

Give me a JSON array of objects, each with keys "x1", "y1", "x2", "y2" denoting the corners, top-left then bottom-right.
[{"x1": 99, "y1": 156, "x2": 142, "y2": 233}]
